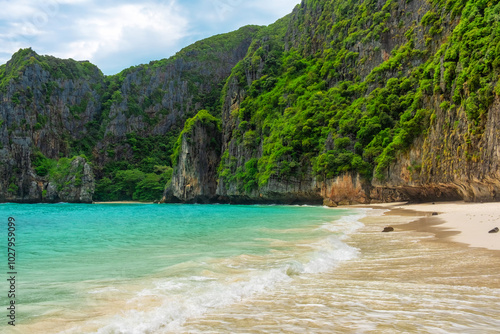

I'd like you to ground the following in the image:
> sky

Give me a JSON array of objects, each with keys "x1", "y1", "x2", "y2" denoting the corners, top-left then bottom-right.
[{"x1": 0, "y1": 0, "x2": 301, "y2": 75}]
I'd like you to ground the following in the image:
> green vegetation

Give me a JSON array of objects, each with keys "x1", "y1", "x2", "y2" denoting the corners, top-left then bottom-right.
[
  {"x1": 7, "y1": 176, "x2": 18, "y2": 194},
  {"x1": 49, "y1": 157, "x2": 85, "y2": 192},
  {"x1": 95, "y1": 166, "x2": 172, "y2": 201},
  {"x1": 218, "y1": 0, "x2": 500, "y2": 191},
  {"x1": 171, "y1": 109, "x2": 221, "y2": 165},
  {"x1": 3, "y1": 0, "x2": 500, "y2": 202},
  {"x1": 93, "y1": 132, "x2": 179, "y2": 201},
  {"x1": 32, "y1": 152, "x2": 88, "y2": 192},
  {"x1": 33, "y1": 150, "x2": 173, "y2": 201}
]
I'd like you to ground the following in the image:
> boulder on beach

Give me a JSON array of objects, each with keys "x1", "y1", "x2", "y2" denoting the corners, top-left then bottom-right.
[{"x1": 382, "y1": 227, "x2": 394, "y2": 232}]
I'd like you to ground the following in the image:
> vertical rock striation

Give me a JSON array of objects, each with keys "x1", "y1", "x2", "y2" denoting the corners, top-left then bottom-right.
[
  {"x1": 3, "y1": 0, "x2": 500, "y2": 205},
  {"x1": 0, "y1": 48, "x2": 102, "y2": 203},
  {"x1": 163, "y1": 111, "x2": 221, "y2": 203}
]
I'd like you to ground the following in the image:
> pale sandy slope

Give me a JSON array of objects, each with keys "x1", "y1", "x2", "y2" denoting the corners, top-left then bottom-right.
[{"x1": 390, "y1": 201, "x2": 500, "y2": 251}]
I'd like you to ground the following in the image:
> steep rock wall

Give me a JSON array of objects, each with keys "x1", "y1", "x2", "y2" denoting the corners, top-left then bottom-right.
[
  {"x1": 373, "y1": 96, "x2": 500, "y2": 202},
  {"x1": 93, "y1": 26, "x2": 257, "y2": 174},
  {"x1": 208, "y1": 0, "x2": 500, "y2": 205},
  {"x1": 162, "y1": 112, "x2": 222, "y2": 203},
  {"x1": 0, "y1": 50, "x2": 102, "y2": 203}
]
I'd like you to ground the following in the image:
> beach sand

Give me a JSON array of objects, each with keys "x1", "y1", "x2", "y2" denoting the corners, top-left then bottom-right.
[
  {"x1": 11, "y1": 201, "x2": 500, "y2": 333},
  {"x1": 93, "y1": 201, "x2": 155, "y2": 204},
  {"x1": 180, "y1": 202, "x2": 500, "y2": 332},
  {"x1": 360, "y1": 201, "x2": 500, "y2": 252}
]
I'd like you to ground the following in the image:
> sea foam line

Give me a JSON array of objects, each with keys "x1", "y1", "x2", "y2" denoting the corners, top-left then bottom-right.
[{"x1": 67, "y1": 209, "x2": 370, "y2": 334}]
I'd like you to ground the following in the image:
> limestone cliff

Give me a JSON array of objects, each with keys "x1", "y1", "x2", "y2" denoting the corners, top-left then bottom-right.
[
  {"x1": 3, "y1": 0, "x2": 500, "y2": 205},
  {"x1": 0, "y1": 26, "x2": 257, "y2": 203},
  {"x1": 0, "y1": 48, "x2": 102, "y2": 203},
  {"x1": 373, "y1": 96, "x2": 500, "y2": 202},
  {"x1": 169, "y1": 0, "x2": 500, "y2": 205},
  {"x1": 162, "y1": 110, "x2": 222, "y2": 203},
  {"x1": 92, "y1": 26, "x2": 258, "y2": 176}
]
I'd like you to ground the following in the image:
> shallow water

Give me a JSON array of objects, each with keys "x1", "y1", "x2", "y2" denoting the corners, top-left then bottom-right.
[
  {"x1": 1, "y1": 204, "x2": 499, "y2": 333},
  {"x1": 0, "y1": 204, "x2": 363, "y2": 333},
  {"x1": 181, "y1": 210, "x2": 500, "y2": 334}
]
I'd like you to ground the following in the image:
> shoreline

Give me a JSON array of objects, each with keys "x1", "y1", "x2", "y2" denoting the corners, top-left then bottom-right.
[
  {"x1": 351, "y1": 201, "x2": 500, "y2": 253},
  {"x1": 93, "y1": 201, "x2": 155, "y2": 204}
]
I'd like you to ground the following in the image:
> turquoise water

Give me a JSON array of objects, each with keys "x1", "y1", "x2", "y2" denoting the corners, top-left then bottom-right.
[{"x1": 0, "y1": 203, "x2": 363, "y2": 333}]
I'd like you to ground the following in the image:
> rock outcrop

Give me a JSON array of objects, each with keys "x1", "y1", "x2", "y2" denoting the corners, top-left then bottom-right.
[
  {"x1": 45, "y1": 157, "x2": 95, "y2": 203},
  {"x1": 3, "y1": 0, "x2": 500, "y2": 206},
  {"x1": 162, "y1": 111, "x2": 222, "y2": 203},
  {"x1": 0, "y1": 49, "x2": 102, "y2": 203},
  {"x1": 167, "y1": 0, "x2": 500, "y2": 205}
]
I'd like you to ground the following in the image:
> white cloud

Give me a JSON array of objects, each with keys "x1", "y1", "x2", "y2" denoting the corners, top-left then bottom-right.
[
  {"x1": 0, "y1": 0, "x2": 300, "y2": 74},
  {"x1": 194, "y1": 0, "x2": 299, "y2": 25},
  {"x1": 0, "y1": 2, "x2": 36, "y2": 20},
  {"x1": 0, "y1": 0, "x2": 88, "y2": 59},
  {"x1": 243, "y1": 0, "x2": 300, "y2": 18},
  {"x1": 60, "y1": 1, "x2": 188, "y2": 72}
]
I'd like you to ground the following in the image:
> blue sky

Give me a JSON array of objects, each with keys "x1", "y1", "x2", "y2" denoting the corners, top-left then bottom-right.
[{"x1": 0, "y1": 0, "x2": 300, "y2": 75}]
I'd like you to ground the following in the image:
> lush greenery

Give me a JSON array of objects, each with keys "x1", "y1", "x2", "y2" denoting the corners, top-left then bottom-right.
[
  {"x1": 218, "y1": 0, "x2": 500, "y2": 192},
  {"x1": 32, "y1": 152, "x2": 88, "y2": 195},
  {"x1": 95, "y1": 166, "x2": 173, "y2": 202},
  {"x1": 171, "y1": 109, "x2": 221, "y2": 165},
  {"x1": 3, "y1": 0, "x2": 500, "y2": 201},
  {"x1": 93, "y1": 132, "x2": 179, "y2": 201}
]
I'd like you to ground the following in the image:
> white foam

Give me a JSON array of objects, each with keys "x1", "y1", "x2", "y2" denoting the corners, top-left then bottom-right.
[
  {"x1": 187, "y1": 276, "x2": 217, "y2": 282},
  {"x1": 320, "y1": 209, "x2": 369, "y2": 237},
  {"x1": 93, "y1": 269, "x2": 292, "y2": 334},
  {"x1": 79, "y1": 209, "x2": 367, "y2": 333},
  {"x1": 303, "y1": 236, "x2": 360, "y2": 274}
]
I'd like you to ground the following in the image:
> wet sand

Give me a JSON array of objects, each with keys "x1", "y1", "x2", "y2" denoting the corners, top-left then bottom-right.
[
  {"x1": 11, "y1": 203, "x2": 500, "y2": 333},
  {"x1": 93, "y1": 201, "x2": 155, "y2": 204},
  {"x1": 175, "y1": 204, "x2": 500, "y2": 333}
]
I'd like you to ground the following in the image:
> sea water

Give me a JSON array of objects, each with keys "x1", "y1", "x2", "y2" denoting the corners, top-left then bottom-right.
[
  {"x1": 0, "y1": 204, "x2": 362, "y2": 333},
  {"x1": 1, "y1": 203, "x2": 500, "y2": 334}
]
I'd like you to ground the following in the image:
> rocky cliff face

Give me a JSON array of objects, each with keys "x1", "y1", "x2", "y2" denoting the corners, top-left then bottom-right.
[
  {"x1": 162, "y1": 111, "x2": 222, "y2": 203},
  {"x1": 0, "y1": 26, "x2": 257, "y2": 203},
  {"x1": 3, "y1": 0, "x2": 500, "y2": 205},
  {"x1": 0, "y1": 49, "x2": 102, "y2": 203},
  {"x1": 93, "y1": 26, "x2": 257, "y2": 173},
  {"x1": 169, "y1": 0, "x2": 500, "y2": 205},
  {"x1": 374, "y1": 96, "x2": 500, "y2": 202}
]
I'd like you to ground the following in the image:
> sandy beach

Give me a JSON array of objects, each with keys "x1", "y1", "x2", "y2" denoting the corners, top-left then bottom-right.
[
  {"x1": 358, "y1": 201, "x2": 500, "y2": 252},
  {"x1": 5, "y1": 202, "x2": 500, "y2": 333},
  {"x1": 93, "y1": 201, "x2": 155, "y2": 204},
  {"x1": 180, "y1": 202, "x2": 500, "y2": 332}
]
